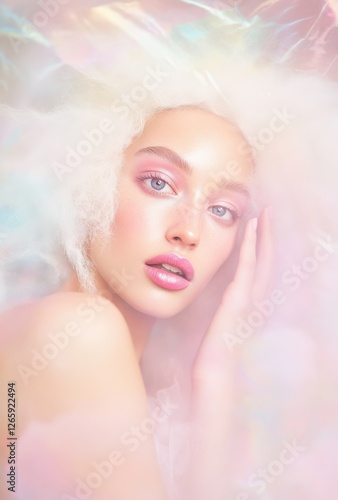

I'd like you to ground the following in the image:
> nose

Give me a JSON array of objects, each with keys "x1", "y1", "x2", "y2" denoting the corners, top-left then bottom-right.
[{"x1": 165, "y1": 204, "x2": 202, "y2": 249}]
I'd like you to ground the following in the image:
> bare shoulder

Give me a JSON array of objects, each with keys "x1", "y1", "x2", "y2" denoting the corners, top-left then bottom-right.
[
  {"x1": 32, "y1": 291, "x2": 135, "y2": 362},
  {"x1": 33, "y1": 291, "x2": 129, "y2": 333},
  {"x1": 0, "y1": 293, "x2": 140, "y2": 417},
  {"x1": 1, "y1": 291, "x2": 131, "y2": 352}
]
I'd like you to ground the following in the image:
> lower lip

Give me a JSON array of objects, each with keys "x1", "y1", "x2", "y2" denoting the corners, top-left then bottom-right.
[{"x1": 144, "y1": 264, "x2": 190, "y2": 291}]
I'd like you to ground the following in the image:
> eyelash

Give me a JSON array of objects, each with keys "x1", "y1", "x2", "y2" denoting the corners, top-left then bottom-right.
[
  {"x1": 137, "y1": 171, "x2": 176, "y2": 196},
  {"x1": 137, "y1": 172, "x2": 240, "y2": 224},
  {"x1": 209, "y1": 205, "x2": 240, "y2": 225}
]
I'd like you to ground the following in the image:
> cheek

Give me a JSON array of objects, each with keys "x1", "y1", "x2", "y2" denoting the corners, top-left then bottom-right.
[
  {"x1": 113, "y1": 203, "x2": 140, "y2": 234},
  {"x1": 113, "y1": 193, "x2": 162, "y2": 238}
]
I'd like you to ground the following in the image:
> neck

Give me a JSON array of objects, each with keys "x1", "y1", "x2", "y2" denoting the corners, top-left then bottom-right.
[{"x1": 59, "y1": 272, "x2": 155, "y2": 361}]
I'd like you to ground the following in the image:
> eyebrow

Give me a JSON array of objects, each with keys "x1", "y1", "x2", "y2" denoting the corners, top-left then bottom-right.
[
  {"x1": 136, "y1": 146, "x2": 193, "y2": 175},
  {"x1": 216, "y1": 179, "x2": 250, "y2": 196},
  {"x1": 135, "y1": 145, "x2": 250, "y2": 197}
]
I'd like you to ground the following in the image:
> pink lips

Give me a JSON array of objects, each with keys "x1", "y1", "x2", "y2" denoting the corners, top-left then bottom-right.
[{"x1": 144, "y1": 253, "x2": 195, "y2": 291}]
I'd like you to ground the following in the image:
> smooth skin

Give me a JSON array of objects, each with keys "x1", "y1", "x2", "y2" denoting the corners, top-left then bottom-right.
[{"x1": 0, "y1": 107, "x2": 273, "y2": 499}]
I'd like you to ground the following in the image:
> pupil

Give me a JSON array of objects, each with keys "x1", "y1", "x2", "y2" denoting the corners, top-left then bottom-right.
[
  {"x1": 214, "y1": 206, "x2": 226, "y2": 216},
  {"x1": 151, "y1": 178, "x2": 165, "y2": 190}
]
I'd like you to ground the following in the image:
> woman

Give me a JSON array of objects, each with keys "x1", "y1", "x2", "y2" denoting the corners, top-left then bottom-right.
[
  {"x1": 0, "y1": 99, "x2": 273, "y2": 499},
  {"x1": 1, "y1": 3, "x2": 337, "y2": 500}
]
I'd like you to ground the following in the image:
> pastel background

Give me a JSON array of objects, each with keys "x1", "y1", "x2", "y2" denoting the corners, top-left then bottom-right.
[{"x1": 0, "y1": 1, "x2": 338, "y2": 499}]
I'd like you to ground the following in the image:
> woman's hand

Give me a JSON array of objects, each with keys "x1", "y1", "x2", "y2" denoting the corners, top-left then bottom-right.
[
  {"x1": 185, "y1": 207, "x2": 274, "y2": 499},
  {"x1": 192, "y1": 206, "x2": 274, "y2": 385}
]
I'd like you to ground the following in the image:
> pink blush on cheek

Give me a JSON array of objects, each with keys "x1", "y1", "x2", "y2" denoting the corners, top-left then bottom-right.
[{"x1": 113, "y1": 197, "x2": 159, "y2": 235}]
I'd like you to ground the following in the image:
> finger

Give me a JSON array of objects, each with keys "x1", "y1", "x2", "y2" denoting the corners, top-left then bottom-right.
[
  {"x1": 253, "y1": 206, "x2": 274, "y2": 302},
  {"x1": 222, "y1": 217, "x2": 257, "y2": 308},
  {"x1": 202, "y1": 218, "x2": 257, "y2": 342},
  {"x1": 202, "y1": 217, "x2": 257, "y2": 359}
]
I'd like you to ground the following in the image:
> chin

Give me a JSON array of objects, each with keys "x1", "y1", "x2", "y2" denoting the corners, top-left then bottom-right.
[
  {"x1": 122, "y1": 288, "x2": 197, "y2": 319},
  {"x1": 136, "y1": 298, "x2": 191, "y2": 319}
]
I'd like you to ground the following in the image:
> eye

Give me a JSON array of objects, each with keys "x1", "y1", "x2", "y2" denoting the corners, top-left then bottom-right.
[
  {"x1": 138, "y1": 172, "x2": 176, "y2": 196},
  {"x1": 208, "y1": 205, "x2": 238, "y2": 223},
  {"x1": 150, "y1": 178, "x2": 167, "y2": 191}
]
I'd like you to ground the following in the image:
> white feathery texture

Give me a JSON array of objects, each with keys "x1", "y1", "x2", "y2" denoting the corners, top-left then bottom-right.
[
  {"x1": 1, "y1": 35, "x2": 337, "y2": 308},
  {"x1": 1, "y1": 4, "x2": 338, "y2": 498}
]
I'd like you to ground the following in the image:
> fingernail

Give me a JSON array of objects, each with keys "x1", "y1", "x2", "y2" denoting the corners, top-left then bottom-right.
[{"x1": 251, "y1": 218, "x2": 258, "y2": 231}]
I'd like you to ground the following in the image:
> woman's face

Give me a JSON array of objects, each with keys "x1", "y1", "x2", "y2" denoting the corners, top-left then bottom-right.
[{"x1": 90, "y1": 107, "x2": 253, "y2": 318}]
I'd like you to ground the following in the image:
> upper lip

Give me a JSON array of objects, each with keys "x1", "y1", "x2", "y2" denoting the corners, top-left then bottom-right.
[{"x1": 145, "y1": 253, "x2": 195, "y2": 281}]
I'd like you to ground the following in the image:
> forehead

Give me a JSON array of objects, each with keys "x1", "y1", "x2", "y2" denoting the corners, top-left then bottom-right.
[{"x1": 126, "y1": 107, "x2": 253, "y2": 181}]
